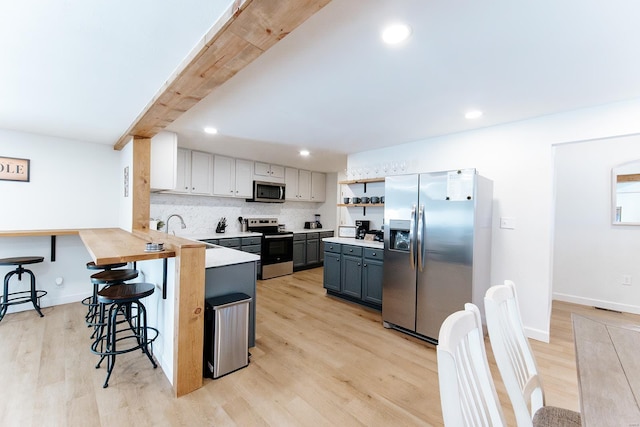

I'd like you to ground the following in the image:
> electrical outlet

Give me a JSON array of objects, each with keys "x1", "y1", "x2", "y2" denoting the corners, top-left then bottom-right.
[{"x1": 622, "y1": 275, "x2": 632, "y2": 286}]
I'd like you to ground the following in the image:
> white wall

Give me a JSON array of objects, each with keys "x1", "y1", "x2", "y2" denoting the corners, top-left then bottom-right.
[
  {"x1": 118, "y1": 138, "x2": 134, "y2": 231},
  {"x1": 0, "y1": 129, "x2": 122, "y2": 312},
  {"x1": 150, "y1": 172, "x2": 339, "y2": 234},
  {"x1": 0, "y1": 129, "x2": 121, "y2": 229},
  {"x1": 347, "y1": 98, "x2": 640, "y2": 341},
  {"x1": 553, "y1": 134, "x2": 640, "y2": 313}
]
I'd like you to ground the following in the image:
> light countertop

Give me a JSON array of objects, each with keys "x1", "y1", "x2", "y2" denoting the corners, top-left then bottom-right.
[
  {"x1": 178, "y1": 229, "x2": 335, "y2": 240},
  {"x1": 205, "y1": 245, "x2": 260, "y2": 268},
  {"x1": 178, "y1": 231, "x2": 262, "y2": 240},
  {"x1": 322, "y1": 236, "x2": 384, "y2": 249},
  {"x1": 289, "y1": 228, "x2": 335, "y2": 234}
]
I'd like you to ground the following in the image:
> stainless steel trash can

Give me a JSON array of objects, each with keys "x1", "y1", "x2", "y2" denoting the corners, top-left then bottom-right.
[{"x1": 203, "y1": 293, "x2": 251, "y2": 379}]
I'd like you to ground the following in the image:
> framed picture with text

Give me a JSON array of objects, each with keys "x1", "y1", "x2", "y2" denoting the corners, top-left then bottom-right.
[{"x1": 0, "y1": 156, "x2": 30, "y2": 182}]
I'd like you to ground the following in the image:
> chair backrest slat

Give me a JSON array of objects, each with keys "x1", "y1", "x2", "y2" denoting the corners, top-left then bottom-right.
[
  {"x1": 485, "y1": 280, "x2": 545, "y2": 427},
  {"x1": 438, "y1": 303, "x2": 506, "y2": 426}
]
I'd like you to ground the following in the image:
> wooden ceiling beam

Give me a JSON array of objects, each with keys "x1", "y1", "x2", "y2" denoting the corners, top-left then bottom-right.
[{"x1": 114, "y1": 0, "x2": 331, "y2": 150}]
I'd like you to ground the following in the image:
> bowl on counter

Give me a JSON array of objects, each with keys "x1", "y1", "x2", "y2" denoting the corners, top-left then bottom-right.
[{"x1": 145, "y1": 242, "x2": 164, "y2": 252}]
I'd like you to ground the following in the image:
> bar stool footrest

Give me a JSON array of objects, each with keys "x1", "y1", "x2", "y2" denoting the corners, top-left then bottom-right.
[
  {"x1": 0, "y1": 289, "x2": 48, "y2": 307},
  {"x1": 90, "y1": 326, "x2": 159, "y2": 357}
]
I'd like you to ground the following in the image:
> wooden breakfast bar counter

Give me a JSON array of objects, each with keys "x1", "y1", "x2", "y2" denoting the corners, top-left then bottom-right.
[{"x1": 1, "y1": 227, "x2": 207, "y2": 397}]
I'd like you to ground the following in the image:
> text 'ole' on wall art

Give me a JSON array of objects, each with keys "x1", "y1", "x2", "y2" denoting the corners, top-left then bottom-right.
[{"x1": 0, "y1": 156, "x2": 30, "y2": 182}]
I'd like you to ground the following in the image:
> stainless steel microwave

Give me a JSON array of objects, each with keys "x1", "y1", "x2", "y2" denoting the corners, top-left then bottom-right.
[{"x1": 249, "y1": 181, "x2": 285, "y2": 203}]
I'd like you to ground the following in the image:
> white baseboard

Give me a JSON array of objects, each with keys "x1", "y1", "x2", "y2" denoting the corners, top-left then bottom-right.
[
  {"x1": 524, "y1": 326, "x2": 549, "y2": 343},
  {"x1": 553, "y1": 292, "x2": 640, "y2": 315}
]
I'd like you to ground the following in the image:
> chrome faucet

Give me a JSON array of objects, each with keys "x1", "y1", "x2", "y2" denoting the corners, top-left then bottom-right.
[{"x1": 165, "y1": 214, "x2": 186, "y2": 234}]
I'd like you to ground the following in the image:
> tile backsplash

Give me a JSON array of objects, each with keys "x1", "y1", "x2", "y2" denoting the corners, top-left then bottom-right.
[{"x1": 150, "y1": 193, "x2": 334, "y2": 234}]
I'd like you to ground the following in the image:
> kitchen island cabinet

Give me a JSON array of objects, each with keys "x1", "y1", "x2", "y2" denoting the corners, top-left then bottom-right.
[
  {"x1": 204, "y1": 247, "x2": 258, "y2": 347},
  {"x1": 322, "y1": 238, "x2": 384, "y2": 310}
]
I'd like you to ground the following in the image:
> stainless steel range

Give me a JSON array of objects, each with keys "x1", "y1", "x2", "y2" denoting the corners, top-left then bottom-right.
[{"x1": 247, "y1": 218, "x2": 293, "y2": 279}]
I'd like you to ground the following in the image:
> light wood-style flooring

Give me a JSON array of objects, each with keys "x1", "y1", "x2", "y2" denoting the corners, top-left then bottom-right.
[{"x1": 1, "y1": 267, "x2": 638, "y2": 426}]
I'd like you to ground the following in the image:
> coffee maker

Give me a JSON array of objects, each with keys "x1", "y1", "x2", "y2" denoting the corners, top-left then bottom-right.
[{"x1": 355, "y1": 220, "x2": 370, "y2": 240}]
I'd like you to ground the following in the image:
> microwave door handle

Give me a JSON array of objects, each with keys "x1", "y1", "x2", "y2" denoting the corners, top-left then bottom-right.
[
  {"x1": 280, "y1": 186, "x2": 284, "y2": 200},
  {"x1": 409, "y1": 204, "x2": 416, "y2": 270},
  {"x1": 417, "y1": 204, "x2": 425, "y2": 272}
]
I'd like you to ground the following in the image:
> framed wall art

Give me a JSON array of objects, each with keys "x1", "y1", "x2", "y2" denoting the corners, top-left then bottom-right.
[{"x1": 0, "y1": 156, "x2": 30, "y2": 182}]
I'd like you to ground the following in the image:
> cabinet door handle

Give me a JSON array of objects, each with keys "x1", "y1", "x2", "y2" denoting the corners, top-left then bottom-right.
[{"x1": 363, "y1": 263, "x2": 367, "y2": 267}]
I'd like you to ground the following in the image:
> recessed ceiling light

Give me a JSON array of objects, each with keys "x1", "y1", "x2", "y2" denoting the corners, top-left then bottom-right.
[
  {"x1": 382, "y1": 24, "x2": 411, "y2": 45},
  {"x1": 299, "y1": 150, "x2": 310, "y2": 157},
  {"x1": 465, "y1": 110, "x2": 483, "y2": 120},
  {"x1": 204, "y1": 127, "x2": 218, "y2": 134}
]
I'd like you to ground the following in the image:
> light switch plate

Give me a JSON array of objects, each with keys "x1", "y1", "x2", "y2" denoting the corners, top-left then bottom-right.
[{"x1": 500, "y1": 217, "x2": 516, "y2": 229}]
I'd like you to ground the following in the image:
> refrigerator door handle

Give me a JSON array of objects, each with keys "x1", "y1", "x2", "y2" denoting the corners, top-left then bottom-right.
[
  {"x1": 409, "y1": 204, "x2": 416, "y2": 270},
  {"x1": 417, "y1": 204, "x2": 425, "y2": 272}
]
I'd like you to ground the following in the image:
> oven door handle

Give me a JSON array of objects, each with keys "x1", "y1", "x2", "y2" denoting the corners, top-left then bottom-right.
[{"x1": 263, "y1": 234, "x2": 293, "y2": 239}]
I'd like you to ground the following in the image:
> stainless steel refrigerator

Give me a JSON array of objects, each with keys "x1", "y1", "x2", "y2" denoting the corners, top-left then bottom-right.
[{"x1": 382, "y1": 169, "x2": 493, "y2": 343}]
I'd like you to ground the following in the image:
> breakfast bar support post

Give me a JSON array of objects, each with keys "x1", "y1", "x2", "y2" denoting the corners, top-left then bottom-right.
[
  {"x1": 173, "y1": 245, "x2": 205, "y2": 397},
  {"x1": 50, "y1": 236, "x2": 56, "y2": 261},
  {"x1": 131, "y1": 137, "x2": 151, "y2": 232},
  {"x1": 162, "y1": 258, "x2": 167, "y2": 300}
]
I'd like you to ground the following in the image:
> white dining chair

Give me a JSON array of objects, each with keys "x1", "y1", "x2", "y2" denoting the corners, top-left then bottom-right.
[
  {"x1": 484, "y1": 280, "x2": 581, "y2": 427},
  {"x1": 437, "y1": 303, "x2": 506, "y2": 426}
]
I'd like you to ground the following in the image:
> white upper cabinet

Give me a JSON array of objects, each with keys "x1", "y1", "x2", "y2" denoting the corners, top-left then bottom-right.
[
  {"x1": 154, "y1": 146, "x2": 325, "y2": 201},
  {"x1": 213, "y1": 155, "x2": 235, "y2": 197},
  {"x1": 235, "y1": 158, "x2": 254, "y2": 198},
  {"x1": 188, "y1": 150, "x2": 214, "y2": 195},
  {"x1": 298, "y1": 169, "x2": 311, "y2": 200},
  {"x1": 255, "y1": 162, "x2": 285, "y2": 183},
  {"x1": 150, "y1": 131, "x2": 177, "y2": 191},
  {"x1": 284, "y1": 167, "x2": 299, "y2": 201},
  {"x1": 173, "y1": 148, "x2": 213, "y2": 194},
  {"x1": 213, "y1": 155, "x2": 254, "y2": 198},
  {"x1": 175, "y1": 148, "x2": 191, "y2": 193},
  {"x1": 311, "y1": 171, "x2": 326, "y2": 202},
  {"x1": 284, "y1": 167, "x2": 313, "y2": 201}
]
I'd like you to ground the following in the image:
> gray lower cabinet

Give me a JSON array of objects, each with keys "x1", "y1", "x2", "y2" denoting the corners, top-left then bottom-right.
[
  {"x1": 205, "y1": 236, "x2": 261, "y2": 254},
  {"x1": 319, "y1": 231, "x2": 333, "y2": 262},
  {"x1": 293, "y1": 234, "x2": 306, "y2": 269},
  {"x1": 362, "y1": 248, "x2": 383, "y2": 305},
  {"x1": 306, "y1": 233, "x2": 320, "y2": 265},
  {"x1": 323, "y1": 251, "x2": 341, "y2": 291},
  {"x1": 293, "y1": 231, "x2": 333, "y2": 271},
  {"x1": 323, "y1": 243, "x2": 383, "y2": 309}
]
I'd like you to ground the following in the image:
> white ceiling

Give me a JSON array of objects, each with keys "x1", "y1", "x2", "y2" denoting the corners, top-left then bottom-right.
[{"x1": 4, "y1": 0, "x2": 640, "y2": 173}]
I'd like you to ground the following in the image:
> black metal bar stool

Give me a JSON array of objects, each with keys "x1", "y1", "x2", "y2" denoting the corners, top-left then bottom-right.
[
  {"x1": 87, "y1": 268, "x2": 138, "y2": 338},
  {"x1": 90, "y1": 282, "x2": 158, "y2": 388},
  {"x1": 0, "y1": 256, "x2": 47, "y2": 322},
  {"x1": 82, "y1": 262, "x2": 128, "y2": 327}
]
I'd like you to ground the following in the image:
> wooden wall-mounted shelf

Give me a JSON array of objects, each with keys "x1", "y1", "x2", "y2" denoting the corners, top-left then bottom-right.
[{"x1": 338, "y1": 177, "x2": 385, "y2": 185}]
